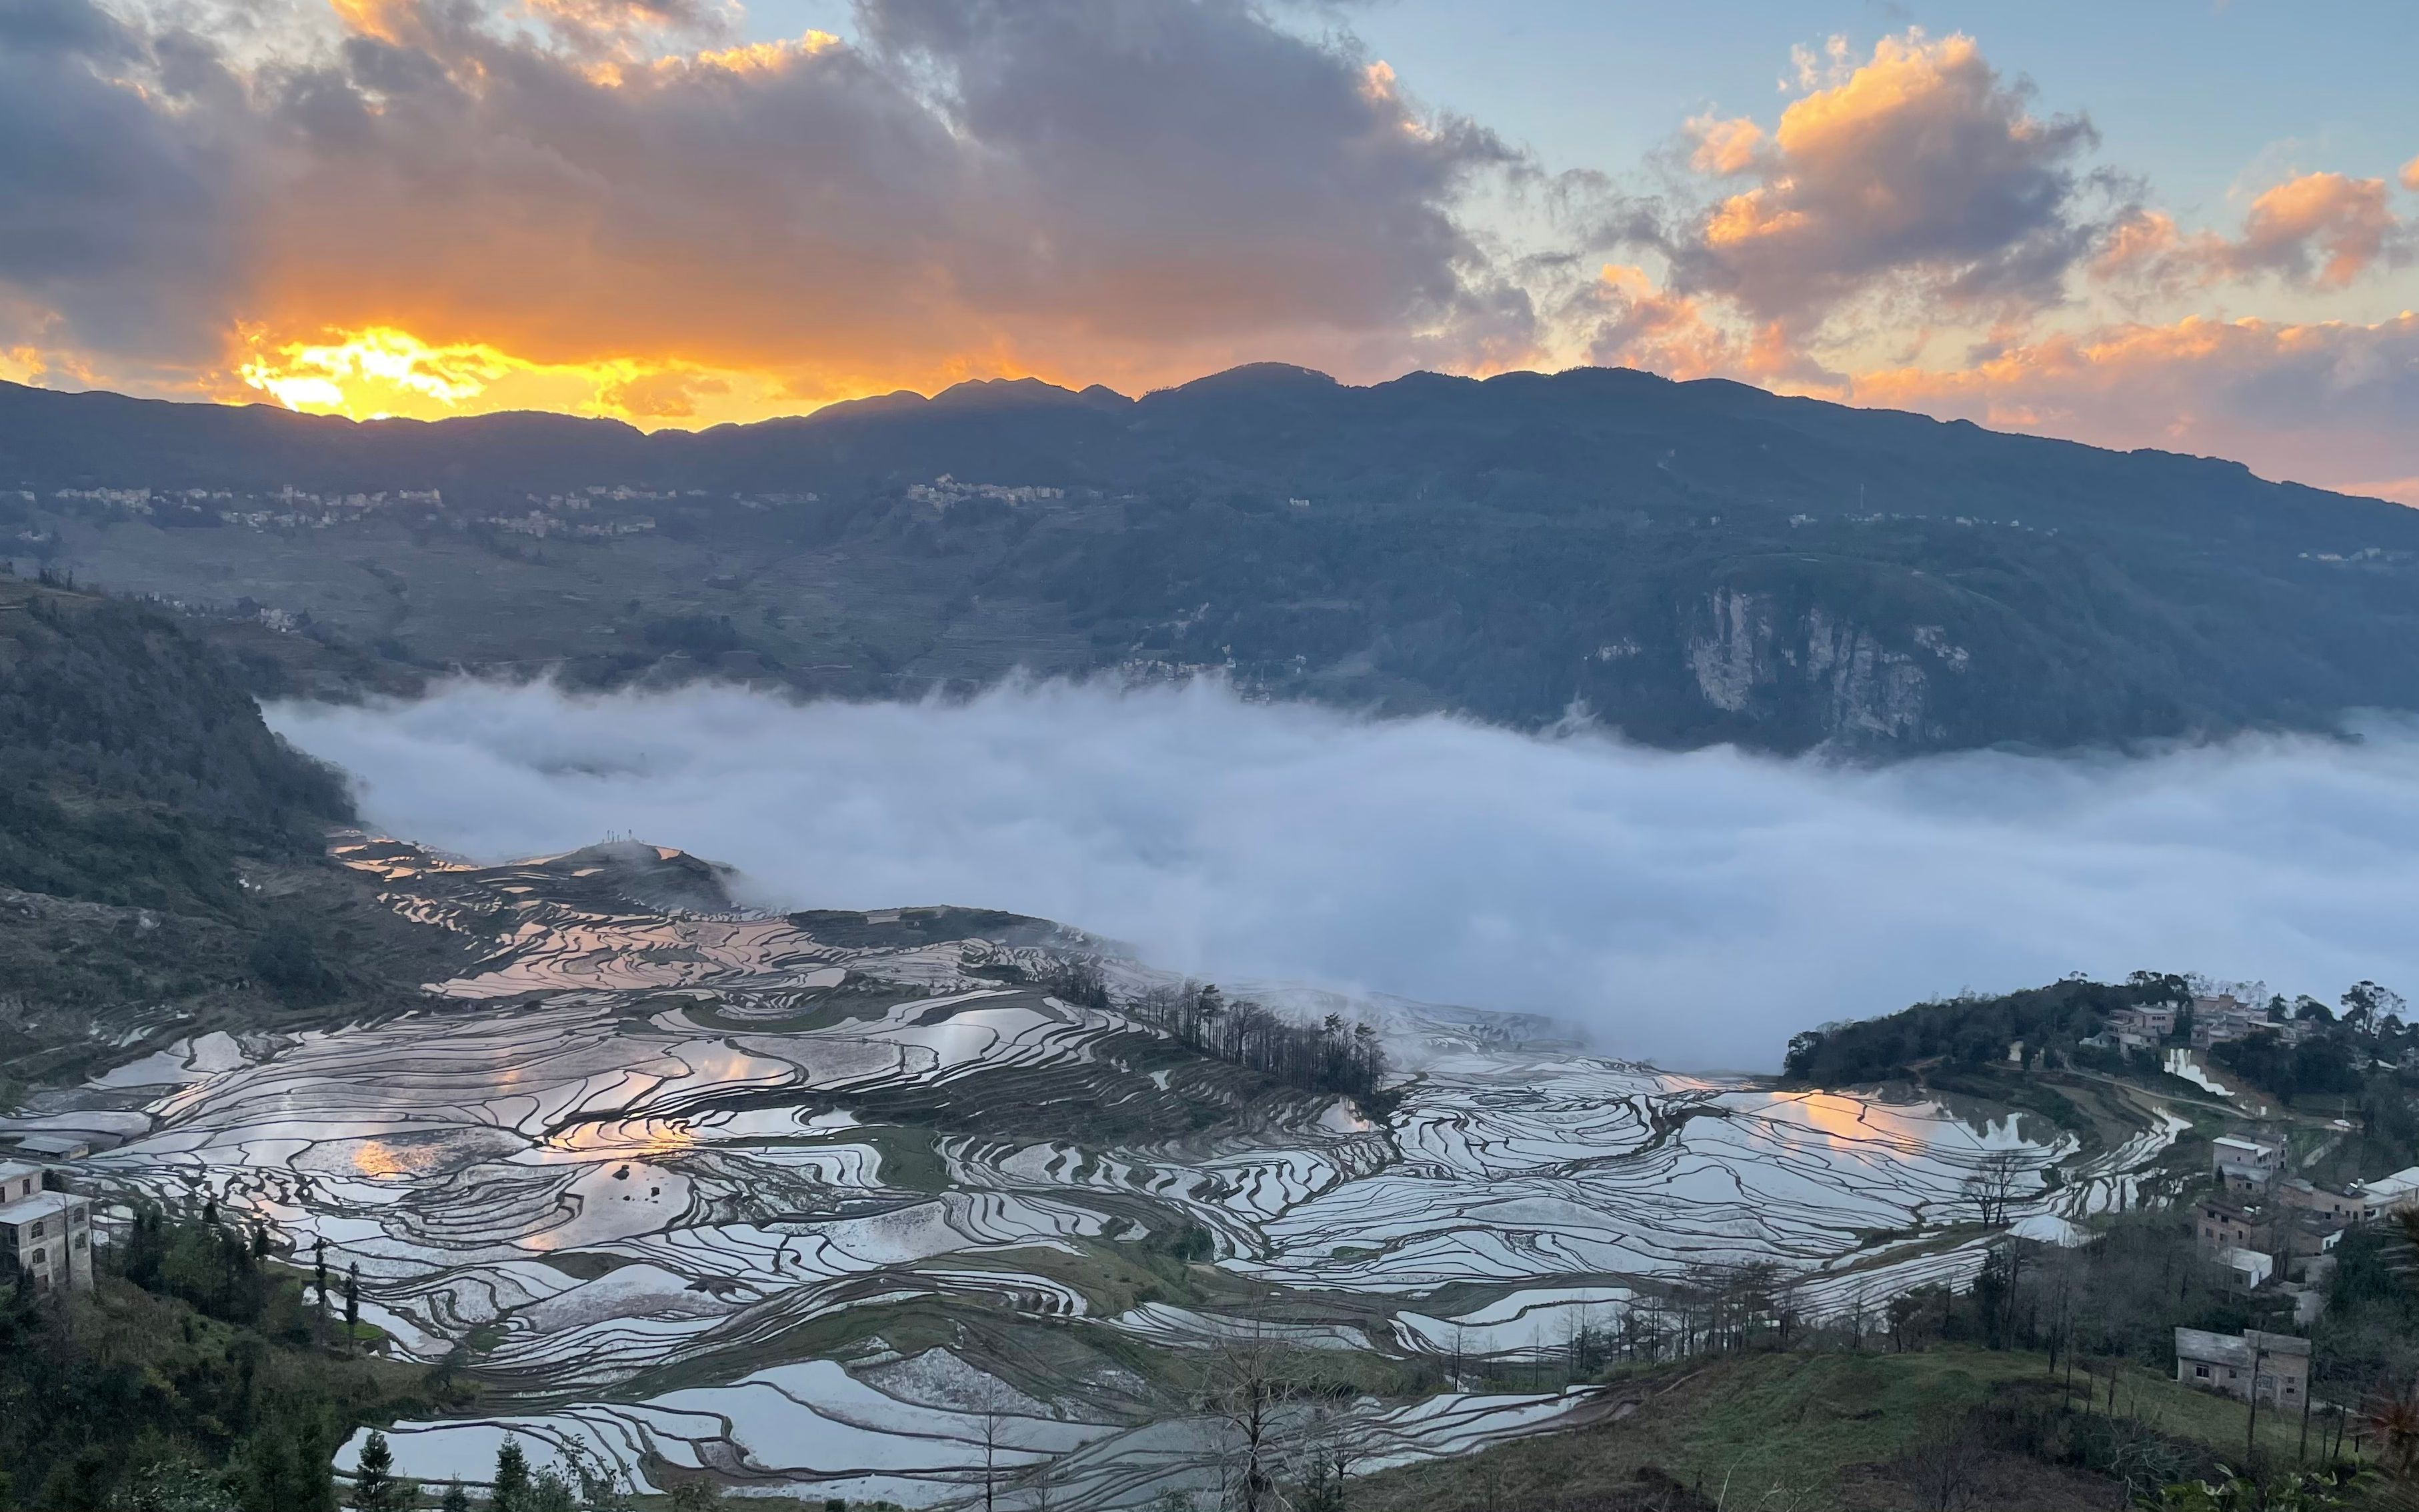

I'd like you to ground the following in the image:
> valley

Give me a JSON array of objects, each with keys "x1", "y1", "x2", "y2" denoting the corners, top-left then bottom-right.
[{"x1": 5, "y1": 837, "x2": 2210, "y2": 1508}]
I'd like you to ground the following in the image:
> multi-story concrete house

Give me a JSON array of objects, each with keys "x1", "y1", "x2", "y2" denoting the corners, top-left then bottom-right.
[{"x1": 0, "y1": 1159, "x2": 95, "y2": 1294}]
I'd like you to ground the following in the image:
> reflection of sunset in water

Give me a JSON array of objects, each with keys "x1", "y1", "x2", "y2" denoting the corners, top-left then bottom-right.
[
  {"x1": 1788, "y1": 1091, "x2": 1875, "y2": 1150},
  {"x1": 351, "y1": 1138, "x2": 443, "y2": 1177},
  {"x1": 1768, "y1": 1089, "x2": 1949, "y2": 1161},
  {"x1": 545, "y1": 1119, "x2": 696, "y2": 1159}
]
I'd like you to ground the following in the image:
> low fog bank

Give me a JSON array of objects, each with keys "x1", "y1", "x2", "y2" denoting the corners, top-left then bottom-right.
[{"x1": 267, "y1": 679, "x2": 2419, "y2": 1071}]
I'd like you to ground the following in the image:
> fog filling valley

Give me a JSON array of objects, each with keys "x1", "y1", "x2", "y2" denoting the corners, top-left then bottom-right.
[{"x1": 268, "y1": 679, "x2": 2419, "y2": 1069}]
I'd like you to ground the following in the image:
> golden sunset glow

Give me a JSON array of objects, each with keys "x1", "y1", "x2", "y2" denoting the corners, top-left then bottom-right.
[
  {"x1": 585, "y1": 30, "x2": 841, "y2": 87},
  {"x1": 233, "y1": 326, "x2": 812, "y2": 428}
]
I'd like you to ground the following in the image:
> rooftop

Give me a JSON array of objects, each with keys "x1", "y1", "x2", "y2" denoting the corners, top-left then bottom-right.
[
  {"x1": 2360, "y1": 1165, "x2": 2419, "y2": 1199},
  {"x1": 0, "y1": 1190, "x2": 86, "y2": 1225},
  {"x1": 7, "y1": 1135, "x2": 87, "y2": 1157},
  {"x1": 2176, "y1": 1327, "x2": 2310, "y2": 1366}
]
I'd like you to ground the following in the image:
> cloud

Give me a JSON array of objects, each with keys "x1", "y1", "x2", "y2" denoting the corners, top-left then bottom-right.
[
  {"x1": 1852, "y1": 312, "x2": 2419, "y2": 503},
  {"x1": 271, "y1": 677, "x2": 2419, "y2": 1071},
  {"x1": 2402, "y1": 155, "x2": 2419, "y2": 193},
  {"x1": 2228, "y1": 172, "x2": 2406, "y2": 288},
  {"x1": 1568, "y1": 263, "x2": 1816, "y2": 387},
  {"x1": 1656, "y1": 31, "x2": 2106, "y2": 333},
  {"x1": 0, "y1": 0, "x2": 257, "y2": 367},
  {"x1": 2095, "y1": 173, "x2": 2408, "y2": 293},
  {"x1": 0, "y1": 0, "x2": 1528, "y2": 412}
]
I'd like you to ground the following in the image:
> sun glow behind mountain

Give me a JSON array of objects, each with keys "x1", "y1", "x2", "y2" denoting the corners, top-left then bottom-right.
[{"x1": 233, "y1": 326, "x2": 843, "y2": 427}]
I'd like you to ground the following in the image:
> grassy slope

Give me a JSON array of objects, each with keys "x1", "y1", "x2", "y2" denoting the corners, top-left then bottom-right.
[{"x1": 1354, "y1": 1348, "x2": 2367, "y2": 1512}]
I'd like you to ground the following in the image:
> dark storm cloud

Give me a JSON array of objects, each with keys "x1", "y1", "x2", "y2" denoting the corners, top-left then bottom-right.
[{"x1": 0, "y1": 0, "x2": 1534, "y2": 391}]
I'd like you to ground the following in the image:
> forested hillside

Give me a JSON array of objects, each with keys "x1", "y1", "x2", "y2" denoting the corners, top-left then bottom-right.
[
  {"x1": 9, "y1": 366, "x2": 2419, "y2": 753},
  {"x1": 0, "y1": 571, "x2": 462, "y2": 1092},
  {"x1": 0, "y1": 572, "x2": 349, "y2": 910}
]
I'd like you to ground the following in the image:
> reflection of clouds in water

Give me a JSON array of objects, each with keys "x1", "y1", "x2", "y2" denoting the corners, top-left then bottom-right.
[{"x1": 271, "y1": 677, "x2": 2419, "y2": 1071}]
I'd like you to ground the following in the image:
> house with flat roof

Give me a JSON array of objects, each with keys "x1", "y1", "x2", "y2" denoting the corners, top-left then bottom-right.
[
  {"x1": 2175, "y1": 1327, "x2": 2309, "y2": 1405},
  {"x1": 2357, "y1": 1166, "x2": 2419, "y2": 1223},
  {"x1": 2212, "y1": 1135, "x2": 2282, "y2": 1181},
  {"x1": 5, "y1": 1133, "x2": 90, "y2": 1161},
  {"x1": 0, "y1": 1161, "x2": 95, "y2": 1293}
]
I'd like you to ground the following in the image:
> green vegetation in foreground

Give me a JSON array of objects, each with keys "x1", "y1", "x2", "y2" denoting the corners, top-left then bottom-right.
[
  {"x1": 0, "y1": 1207, "x2": 459, "y2": 1512},
  {"x1": 1355, "y1": 1347, "x2": 2376, "y2": 1512}
]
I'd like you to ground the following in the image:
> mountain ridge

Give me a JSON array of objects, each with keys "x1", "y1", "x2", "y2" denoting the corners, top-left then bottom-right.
[{"x1": 7, "y1": 365, "x2": 2419, "y2": 753}]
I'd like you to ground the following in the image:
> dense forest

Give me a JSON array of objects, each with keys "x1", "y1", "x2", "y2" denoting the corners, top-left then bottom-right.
[
  {"x1": 0, "y1": 571, "x2": 350, "y2": 913},
  {"x1": 11, "y1": 366, "x2": 2419, "y2": 753}
]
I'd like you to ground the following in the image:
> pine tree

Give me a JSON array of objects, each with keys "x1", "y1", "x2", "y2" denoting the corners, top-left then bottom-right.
[
  {"x1": 491, "y1": 1442, "x2": 529, "y2": 1512},
  {"x1": 439, "y1": 1485, "x2": 470, "y2": 1512},
  {"x1": 243, "y1": 1429, "x2": 297, "y2": 1512},
  {"x1": 293, "y1": 1419, "x2": 339, "y2": 1512},
  {"x1": 352, "y1": 1433, "x2": 395, "y2": 1512},
  {"x1": 343, "y1": 1265, "x2": 361, "y2": 1335}
]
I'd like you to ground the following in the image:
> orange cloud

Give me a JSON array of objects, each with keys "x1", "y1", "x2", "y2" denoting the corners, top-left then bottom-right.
[
  {"x1": 2233, "y1": 172, "x2": 2402, "y2": 288},
  {"x1": 1685, "y1": 115, "x2": 1765, "y2": 176},
  {"x1": 2094, "y1": 172, "x2": 2407, "y2": 294},
  {"x1": 4, "y1": 0, "x2": 1526, "y2": 424},
  {"x1": 1662, "y1": 31, "x2": 2102, "y2": 331},
  {"x1": 1851, "y1": 313, "x2": 2419, "y2": 503},
  {"x1": 1572, "y1": 265, "x2": 1816, "y2": 389},
  {"x1": 2401, "y1": 155, "x2": 2418, "y2": 193}
]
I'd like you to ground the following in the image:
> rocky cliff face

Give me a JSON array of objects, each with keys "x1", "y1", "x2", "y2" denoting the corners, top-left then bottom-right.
[{"x1": 1686, "y1": 588, "x2": 1970, "y2": 747}]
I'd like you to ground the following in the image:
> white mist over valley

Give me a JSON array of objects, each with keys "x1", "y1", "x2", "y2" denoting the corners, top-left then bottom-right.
[{"x1": 270, "y1": 676, "x2": 2419, "y2": 1069}]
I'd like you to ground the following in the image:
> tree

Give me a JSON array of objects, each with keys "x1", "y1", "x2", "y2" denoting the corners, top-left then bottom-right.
[
  {"x1": 490, "y1": 1442, "x2": 529, "y2": 1512},
  {"x1": 347, "y1": 1434, "x2": 416, "y2": 1512},
  {"x1": 439, "y1": 1486, "x2": 469, "y2": 1512},
  {"x1": 1195, "y1": 1323, "x2": 1303, "y2": 1512},
  {"x1": 1960, "y1": 1151, "x2": 2026, "y2": 1228},
  {"x1": 343, "y1": 1265, "x2": 360, "y2": 1337},
  {"x1": 665, "y1": 1483, "x2": 722, "y2": 1512},
  {"x1": 351, "y1": 1433, "x2": 397, "y2": 1512}
]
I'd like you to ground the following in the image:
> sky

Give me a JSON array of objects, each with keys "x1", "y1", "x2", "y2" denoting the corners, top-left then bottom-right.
[
  {"x1": 270, "y1": 676, "x2": 2419, "y2": 1069},
  {"x1": 5, "y1": 1, "x2": 2418, "y2": 498}
]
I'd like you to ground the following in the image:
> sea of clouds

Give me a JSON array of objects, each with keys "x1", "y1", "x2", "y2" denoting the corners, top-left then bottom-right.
[{"x1": 267, "y1": 677, "x2": 2419, "y2": 1070}]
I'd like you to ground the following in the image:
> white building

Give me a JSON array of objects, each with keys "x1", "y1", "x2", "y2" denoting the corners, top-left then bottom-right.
[
  {"x1": 2218, "y1": 1246, "x2": 2274, "y2": 1289},
  {"x1": 2213, "y1": 1135, "x2": 2282, "y2": 1187},
  {"x1": 2356, "y1": 1165, "x2": 2419, "y2": 1223},
  {"x1": 0, "y1": 1159, "x2": 95, "y2": 1293}
]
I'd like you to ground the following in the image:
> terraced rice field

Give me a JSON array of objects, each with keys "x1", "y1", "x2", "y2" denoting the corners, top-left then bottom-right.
[{"x1": 9, "y1": 839, "x2": 2196, "y2": 1508}]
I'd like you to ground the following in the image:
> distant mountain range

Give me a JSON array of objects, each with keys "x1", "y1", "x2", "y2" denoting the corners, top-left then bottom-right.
[{"x1": 7, "y1": 364, "x2": 2419, "y2": 753}]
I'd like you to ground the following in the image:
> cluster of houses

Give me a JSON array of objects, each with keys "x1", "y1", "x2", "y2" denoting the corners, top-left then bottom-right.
[
  {"x1": 2194, "y1": 1136, "x2": 2419, "y2": 1293},
  {"x1": 2168, "y1": 1131, "x2": 2419, "y2": 1403},
  {"x1": 2099, "y1": 994, "x2": 2312, "y2": 1052}
]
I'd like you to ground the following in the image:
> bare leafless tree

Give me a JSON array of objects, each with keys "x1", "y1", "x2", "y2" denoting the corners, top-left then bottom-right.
[
  {"x1": 1960, "y1": 1150, "x2": 2026, "y2": 1228},
  {"x1": 1193, "y1": 1322, "x2": 1306, "y2": 1512}
]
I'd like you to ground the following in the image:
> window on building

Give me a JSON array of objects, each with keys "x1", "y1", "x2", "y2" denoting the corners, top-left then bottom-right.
[{"x1": 2196, "y1": 1365, "x2": 2210, "y2": 1378}]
